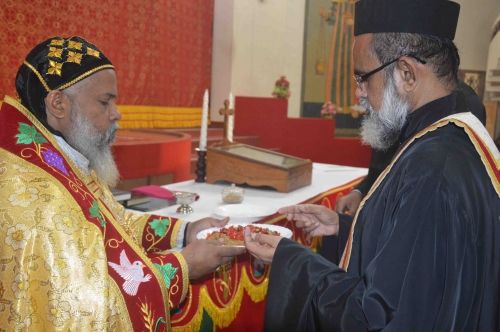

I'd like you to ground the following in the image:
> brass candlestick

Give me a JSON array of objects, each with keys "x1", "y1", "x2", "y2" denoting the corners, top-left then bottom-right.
[{"x1": 195, "y1": 148, "x2": 207, "y2": 183}]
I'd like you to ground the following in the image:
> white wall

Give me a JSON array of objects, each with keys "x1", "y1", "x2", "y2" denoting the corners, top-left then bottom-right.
[
  {"x1": 211, "y1": 0, "x2": 234, "y2": 122},
  {"x1": 212, "y1": 0, "x2": 500, "y2": 120},
  {"x1": 211, "y1": 0, "x2": 305, "y2": 120},
  {"x1": 455, "y1": 0, "x2": 500, "y2": 70},
  {"x1": 486, "y1": 14, "x2": 500, "y2": 73}
]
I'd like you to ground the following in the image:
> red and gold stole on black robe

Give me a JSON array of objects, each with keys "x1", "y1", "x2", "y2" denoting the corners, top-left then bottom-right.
[{"x1": 340, "y1": 112, "x2": 500, "y2": 270}]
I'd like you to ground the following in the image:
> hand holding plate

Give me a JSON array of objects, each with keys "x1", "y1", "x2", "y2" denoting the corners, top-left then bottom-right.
[
  {"x1": 243, "y1": 227, "x2": 283, "y2": 264},
  {"x1": 186, "y1": 217, "x2": 229, "y2": 245},
  {"x1": 180, "y1": 239, "x2": 245, "y2": 280}
]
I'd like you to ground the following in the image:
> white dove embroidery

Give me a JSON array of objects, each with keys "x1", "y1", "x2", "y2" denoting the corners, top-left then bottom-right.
[{"x1": 108, "y1": 249, "x2": 152, "y2": 296}]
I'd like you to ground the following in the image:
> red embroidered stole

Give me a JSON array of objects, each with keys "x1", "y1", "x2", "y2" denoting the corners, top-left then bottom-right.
[{"x1": 0, "y1": 96, "x2": 171, "y2": 331}]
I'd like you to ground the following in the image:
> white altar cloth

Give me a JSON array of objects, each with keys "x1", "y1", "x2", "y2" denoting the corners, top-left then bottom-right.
[{"x1": 149, "y1": 163, "x2": 367, "y2": 222}]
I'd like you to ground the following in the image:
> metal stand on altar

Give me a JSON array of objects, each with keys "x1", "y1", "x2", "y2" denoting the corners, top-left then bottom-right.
[{"x1": 195, "y1": 148, "x2": 207, "y2": 183}]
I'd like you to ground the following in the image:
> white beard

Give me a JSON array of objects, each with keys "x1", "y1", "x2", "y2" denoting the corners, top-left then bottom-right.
[
  {"x1": 359, "y1": 77, "x2": 411, "y2": 150},
  {"x1": 65, "y1": 107, "x2": 120, "y2": 188}
]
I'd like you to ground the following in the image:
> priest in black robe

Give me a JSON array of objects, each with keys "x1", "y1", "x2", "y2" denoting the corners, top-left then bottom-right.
[
  {"x1": 335, "y1": 81, "x2": 486, "y2": 217},
  {"x1": 244, "y1": 1, "x2": 500, "y2": 331}
]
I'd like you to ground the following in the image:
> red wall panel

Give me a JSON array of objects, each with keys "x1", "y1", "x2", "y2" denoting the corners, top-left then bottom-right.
[
  {"x1": 234, "y1": 97, "x2": 371, "y2": 167},
  {"x1": 0, "y1": 0, "x2": 213, "y2": 108}
]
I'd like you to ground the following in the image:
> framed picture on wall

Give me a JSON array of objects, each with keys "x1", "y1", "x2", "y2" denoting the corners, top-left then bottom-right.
[
  {"x1": 301, "y1": 0, "x2": 362, "y2": 137},
  {"x1": 458, "y1": 69, "x2": 486, "y2": 100}
]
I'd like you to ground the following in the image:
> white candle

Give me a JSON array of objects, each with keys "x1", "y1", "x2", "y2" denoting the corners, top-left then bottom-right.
[
  {"x1": 199, "y1": 89, "x2": 209, "y2": 151},
  {"x1": 228, "y1": 92, "x2": 234, "y2": 143}
]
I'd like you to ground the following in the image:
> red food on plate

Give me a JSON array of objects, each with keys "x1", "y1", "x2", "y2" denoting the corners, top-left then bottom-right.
[{"x1": 206, "y1": 225, "x2": 279, "y2": 245}]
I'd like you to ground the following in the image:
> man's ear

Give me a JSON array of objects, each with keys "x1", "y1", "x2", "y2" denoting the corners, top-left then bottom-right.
[
  {"x1": 395, "y1": 57, "x2": 418, "y2": 93},
  {"x1": 45, "y1": 90, "x2": 71, "y2": 119}
]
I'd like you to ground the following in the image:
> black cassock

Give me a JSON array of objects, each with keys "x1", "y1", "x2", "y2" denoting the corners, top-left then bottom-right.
[{"x1": 264, "y1": 93, "x2": 500, "y2": 332}]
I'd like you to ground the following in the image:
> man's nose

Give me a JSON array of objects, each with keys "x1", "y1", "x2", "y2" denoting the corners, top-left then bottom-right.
[
  {"x1": 354, "y1": 84, "x2": 367, "y2": 100},
  {"x1": 110, "y1": 103, "x2": 122, "y2": 121}
]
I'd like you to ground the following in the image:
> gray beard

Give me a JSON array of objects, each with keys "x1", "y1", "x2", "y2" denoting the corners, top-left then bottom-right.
[
  {"x1": 65, "y1": 108, "x2": 120, "y2": 188},
  {"x1": 359, "y1": 77, "x2": 411, "y2": 150}
]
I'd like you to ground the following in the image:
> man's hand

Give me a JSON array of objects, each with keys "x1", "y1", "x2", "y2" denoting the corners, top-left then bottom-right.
[
  {"x1": 244, "y1": 227, "x2": 282, "y2": 264},
  {"x1": 335, "y1": 190, "x2": 362, "y2": 216},
  {"x1": 180, "y1": 239, "x2": 245, "y2": 280},
  {"x1": 185, "y1": 217, "x2": 229, "y2": 245},
  {"x1": 278, "y1": 204, "x2": 339, "y2": 237}
]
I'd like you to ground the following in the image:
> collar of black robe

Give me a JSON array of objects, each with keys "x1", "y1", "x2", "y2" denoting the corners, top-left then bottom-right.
[{"x1": 398, "y1": 91, "x2": 467, "y2": 144}]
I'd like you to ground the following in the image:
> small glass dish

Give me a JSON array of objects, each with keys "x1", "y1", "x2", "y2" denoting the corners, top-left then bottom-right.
[
  {"x1": 175, "y1": 192, "x2": 196, "y2": 214},
  {"x1": 221, "y1": 184, "x2": 244, "y2": 204}
]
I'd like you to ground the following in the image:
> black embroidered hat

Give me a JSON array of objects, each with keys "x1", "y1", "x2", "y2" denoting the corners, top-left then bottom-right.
[
  {"x1": 15, "y1": 36, "x2": 114, "y2": 126},
  {"x1": 354, "y1": 0, "x2": 460, "y2": 40}
]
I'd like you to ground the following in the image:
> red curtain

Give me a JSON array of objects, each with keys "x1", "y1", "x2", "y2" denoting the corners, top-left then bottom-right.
[{"x1": 0, "y1": 0, "x2": 213, "y2": 107}]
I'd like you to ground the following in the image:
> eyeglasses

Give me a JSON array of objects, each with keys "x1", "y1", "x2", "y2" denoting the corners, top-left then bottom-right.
[{"x1": 353, "y1": 54, "x2": 427, "y2": 87}]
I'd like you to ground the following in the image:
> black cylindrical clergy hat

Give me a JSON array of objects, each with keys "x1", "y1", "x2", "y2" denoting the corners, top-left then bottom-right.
[
  {"x1": 15, "y1": 36, "x2": 114, "y2": 126},
  {"x1": 354, "y1": 0, "x2": 460, "y2": 40}
]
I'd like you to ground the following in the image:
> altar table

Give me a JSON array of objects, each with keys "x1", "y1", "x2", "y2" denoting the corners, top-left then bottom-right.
[{"x1": 150, "y1": 163, "x2": 367, "y2": 331}]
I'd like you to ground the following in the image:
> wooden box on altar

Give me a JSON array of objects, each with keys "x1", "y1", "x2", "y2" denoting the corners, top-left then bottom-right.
[{"x1": 206, "y1": 143, "x2": 312, "y2": 192}]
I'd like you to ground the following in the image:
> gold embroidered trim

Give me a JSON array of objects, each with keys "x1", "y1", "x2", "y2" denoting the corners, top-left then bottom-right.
[
  {"x1": 48, "y1": 47, "x2": 62, "y2": 58},
  {"x1": 108, "y1": 277, "x2": 134, "y2": 330},
  {"x1": 87, "y1": 47, "x2": 100, "y2": 58},
  {"x1": 56, "y1": 64, "x2": 114, "y2": 90},
  {"x1": 172, "y1": 252, "x2": 190, "y2": 303},
  {"x1": 68, "y1": 40, "x2": 82, "y2": 50},
  {"x1": 45, "y1": 38, "x2": 105, "y2": 77},
  {"x1": 21, "y1": 62, "x2": 113, "y2": 92},
  {"x1": 23, "y1": 61, "x2": 50, "y2": 92},
  {"x1": 172, "y1": 268, "x2": 268, "y2": 331},
  {"x1": 448, "y1": 119, "x2": 500, "y2": 195},
  {"x1": 50, "y1": 38, "x2": 64, "y2": 46},
  {"x1": 47, "y1": 60, "x2": 62, "y2": 76},
  {"x1": 66, "y1": 51, "x2": 83, "y2": 64}
]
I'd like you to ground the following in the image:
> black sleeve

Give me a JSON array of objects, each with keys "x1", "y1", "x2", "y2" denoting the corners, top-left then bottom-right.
[
  {"x1": 264, "y1": 168, "x2": 495, "y2": 331},
  {"x1": 318, "y1": 214, "x2": 353, "y2": 264}
]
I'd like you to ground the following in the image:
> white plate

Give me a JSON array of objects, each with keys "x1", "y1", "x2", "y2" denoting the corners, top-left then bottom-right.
[
  {"x1": 213, "y1": 204, "x2": 276, "y2": 223},
  {"x1": 196, "y1": 223, "x2": 292, "y2": 245}
]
